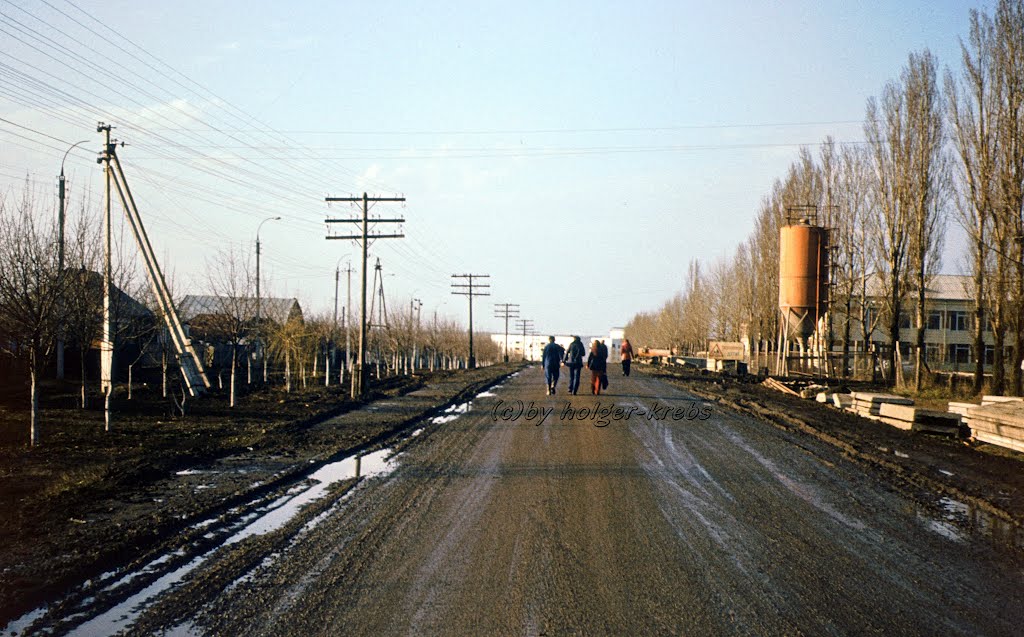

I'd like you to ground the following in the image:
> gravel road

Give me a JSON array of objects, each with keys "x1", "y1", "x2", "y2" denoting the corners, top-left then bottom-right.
[{"x1": 29, "y1": 366, "x2": 1024, "y2": 636}]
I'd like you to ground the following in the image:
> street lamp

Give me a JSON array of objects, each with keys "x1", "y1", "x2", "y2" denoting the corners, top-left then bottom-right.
[
  {"x1": 255, "y1": 216, "x2": 281, "y2": 381},
  {"x1": 58, "y1": 140, "x2": 90, "y2": 271},
  {"x1": 56, "y1": 140, "x2": 89, "y2": 380}
]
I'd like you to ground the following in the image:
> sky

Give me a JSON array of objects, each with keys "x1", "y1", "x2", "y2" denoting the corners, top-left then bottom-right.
[{"x1": 0, "y1": 0, "x2": 983, "y2": 337}]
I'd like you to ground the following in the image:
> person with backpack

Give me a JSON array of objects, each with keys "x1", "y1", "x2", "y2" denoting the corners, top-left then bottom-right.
[
  {"x1": 541, "y1": 336, "x2": 565, "y2": 395},
  {"x1": 563, "y1": 335, "x2": 586, "y2": 395}
]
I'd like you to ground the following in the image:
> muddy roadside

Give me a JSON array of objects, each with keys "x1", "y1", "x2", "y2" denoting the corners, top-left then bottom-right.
[
  {"x1": 649, "y1": 366, "x2": 1024, "y2": 537},
  {"x1": 0, "y1": 363, "x2": 522, "y2": 626}
]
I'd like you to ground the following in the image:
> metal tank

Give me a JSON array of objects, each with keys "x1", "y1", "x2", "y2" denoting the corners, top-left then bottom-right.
[{"x1": 778, "y1": 222, "x2": 829, "y2": 341}]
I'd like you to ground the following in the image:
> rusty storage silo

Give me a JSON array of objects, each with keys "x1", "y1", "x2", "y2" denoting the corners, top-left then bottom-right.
[{"x1": 778, "y1": 221, "x2": 829, "y2": 343}]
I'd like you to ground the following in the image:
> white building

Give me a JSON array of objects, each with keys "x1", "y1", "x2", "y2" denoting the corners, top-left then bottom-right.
[{"x1": 492, "y1": 328, "x2": 623, "y2": 362}]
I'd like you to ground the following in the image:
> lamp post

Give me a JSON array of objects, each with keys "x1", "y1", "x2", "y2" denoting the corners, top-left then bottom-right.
[
  {"x1": 56, "y1": 140, "x2": 90, "y2": 380},
  {"x1": 256, "y1": 216, "x2": 281, "y2": 382}
]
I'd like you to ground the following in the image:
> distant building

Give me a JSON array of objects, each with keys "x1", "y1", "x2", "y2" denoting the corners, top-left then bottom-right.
[
  {"x1": 491, "y1": 330, "x2": 622, "y2": 362},
  {"x1": 179, "y1": 295, "x2": 303, "y2": 368},
  {"x1": 840, "y1": 274, "x2": 1017, "y2": 372},
  {"x1": 179, "y1": 295, "x2": 303, "y2": 329}
]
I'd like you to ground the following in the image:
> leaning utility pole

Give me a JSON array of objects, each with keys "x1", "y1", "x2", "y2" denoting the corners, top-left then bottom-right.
[
  {"x1": 494, "y1": 303, "x2": 520, "y2": 362},
  {"x1": 96, "y1": 123, "x2": 210, "y2": 404},
  {"x1": 451, "y1": 274, "x2": 490, "y2": 368},
  {"x1": 326, "y1": 192, "x2": 405, "y2": 398},
  {"x1": 515, "y1": 318, "x2": 534, "y2": 361}
]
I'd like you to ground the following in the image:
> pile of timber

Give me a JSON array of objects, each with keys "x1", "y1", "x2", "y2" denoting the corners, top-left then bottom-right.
[
  {"x1": 877, "y1": 403, "x2": 963, "y2": 436},
  {"x1": 761, "y1": 377, "x2": 800, "y2": 397},
  {"x1": 962, "y1": 398, "x2": 1024, "y2": 453},
  {"x1": 799, "y1": 384, "x2": 829, "y2": 399},
  {"x1": 850, "y1": 392, "x2": 914, "y2": 420}
]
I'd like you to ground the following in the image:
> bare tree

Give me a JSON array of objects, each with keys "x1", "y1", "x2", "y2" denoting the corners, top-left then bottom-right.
[
  {"x1": 202, "y1": 247, "x2": 257, "y2": 407},
  {"x1": 866, "y1": 68, "x2": 914, "y2": 382},
  {"x1": 899, "y1": 50, "x2": 948, "y2": 391},
  {"x1": 946, "y1": 8, "x2": 1001, "y2": 394},
  {"x1": 993, "y1": 0, "x2": 1024, "y2": 394},
  {"x1": 0, "y1": 188, "x2": 68, "y2": 445}
]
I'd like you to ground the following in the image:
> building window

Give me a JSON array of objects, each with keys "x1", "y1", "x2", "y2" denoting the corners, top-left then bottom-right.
[
  {"x1": 898, "y1": 312, "x2": 911, "y2": 329},
  {"x1": 946, "y1": 311, "x2": 971, "y2": 331},
  {"x1": 926, "y1": 343, "x2": 942, "y2": 363},
  {"x1": 927, "y1": 311, "x2": 942, "y2": 330},
  {"x1": 947, "y1": 344, "x2": 971, "y2": 364}
]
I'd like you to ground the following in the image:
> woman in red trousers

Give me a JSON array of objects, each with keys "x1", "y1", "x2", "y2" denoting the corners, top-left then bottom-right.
[{"x1": 587, "y1": 340, "x2": 608, "y2": 395}]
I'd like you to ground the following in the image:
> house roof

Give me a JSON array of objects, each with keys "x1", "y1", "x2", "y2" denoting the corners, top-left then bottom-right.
[
  {"x1": 865, "y1": 273, "x2": 973, "y2": 302},
  {"x1": 73, "y1": 269, "x2": 154, "y2": 319},
  {"x1": 179, "y1": 295, "x2": 302, "y2": 324}
]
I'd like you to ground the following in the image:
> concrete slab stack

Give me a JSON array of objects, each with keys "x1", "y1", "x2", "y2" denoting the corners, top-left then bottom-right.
[
  {"x1": 878, "y1": 404, "x2": 962, "y2": 436},
  {"x1": 964, "y1": 401, "x2": 1024, "y2": 453},
  {"x1": 850, "y1": 392, "x2": 914, "y2": 420}
]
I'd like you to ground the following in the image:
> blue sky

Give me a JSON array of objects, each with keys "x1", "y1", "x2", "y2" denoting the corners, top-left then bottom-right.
[{"x1": 0, "y1": 0, "x2": 980, "y2": 336}]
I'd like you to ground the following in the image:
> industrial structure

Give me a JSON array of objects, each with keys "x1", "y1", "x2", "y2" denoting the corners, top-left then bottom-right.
[{"x1": 777, "y1": 206, "x2": 830, "y2": 376}]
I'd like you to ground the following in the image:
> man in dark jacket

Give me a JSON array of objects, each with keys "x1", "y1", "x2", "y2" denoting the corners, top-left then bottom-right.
[
  {"x1": 541, "y1": 336, "x2": 565, "y2": 395},
  {"x1": 563, "y1": 335, "x2": 586, "y2": 395}
]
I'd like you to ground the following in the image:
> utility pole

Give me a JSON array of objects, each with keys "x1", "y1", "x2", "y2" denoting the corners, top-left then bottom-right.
[
  {"x1": 255, "y1": 216, "x2": 280, "y2": 383},
  {"x1": 494, "y1": 303, "x2": 520, "y2": 362},
  {"x1": 515, "y1": 318, "x2": 534, "y2": 361},
  {"x1": 333, "y1": 261, "x2": 355, "y2": 385},
  {"x1": 451, "y1": 274, "x2": 490, "y2": 368},
  {"x1": 326, "y1": 192, "x2": 405, "y2": 398},
  {"x1": 367, "y1": 258, "x2": 392, "y2": 376},
  {"x1": 98, "y1": 124, "x2": 113, "y2": 404}
]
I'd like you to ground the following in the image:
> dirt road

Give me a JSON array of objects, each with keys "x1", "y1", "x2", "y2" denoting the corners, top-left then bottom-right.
[{"x1": 17, "y1": 366, "x2": 1024, "y2": 636}]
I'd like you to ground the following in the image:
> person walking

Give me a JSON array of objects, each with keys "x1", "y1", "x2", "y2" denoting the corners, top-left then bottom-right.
[
  {"x1": 563, "y1": 335, "x2": 586, "y2": 395},
  {"x1": 541, "y1": 336, "x2": 565, "y2": 395},
  {"x1": 620, "y1": 338, "x2": 635, "y2": 376},
  {"x1": 587, "y1": 340, "x2": 608, "y2": 395}
]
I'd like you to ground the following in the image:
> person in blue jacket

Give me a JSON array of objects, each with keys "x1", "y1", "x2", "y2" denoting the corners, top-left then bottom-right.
[
  {"x1": 541, "y1": 336, "x2": 565, "y2": 395},
  {"x1": 563, "y1": 335, "x2": 586, "y2": 395}
]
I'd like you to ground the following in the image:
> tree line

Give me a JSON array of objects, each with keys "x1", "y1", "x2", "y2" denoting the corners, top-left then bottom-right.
[{"x1": 626, "y1": 0, "x2": 1024, "y2": 396}]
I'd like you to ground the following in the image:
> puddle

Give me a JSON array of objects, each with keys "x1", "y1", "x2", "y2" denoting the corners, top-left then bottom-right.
[
  {"x1": 224, "y1": 447, "x2": 397, "y2": 546},
  {"x1": 4, "y1": 385, "x2": 489, "y2": 636},
  {"x1": 913, "y1": 495, "x2": 1024, "y2": 551}
]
